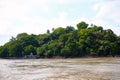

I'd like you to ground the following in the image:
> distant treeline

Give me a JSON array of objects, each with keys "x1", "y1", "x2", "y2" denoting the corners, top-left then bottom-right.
[{"x1": 0, "y1": 21, "x2": 120, "y2": 58}]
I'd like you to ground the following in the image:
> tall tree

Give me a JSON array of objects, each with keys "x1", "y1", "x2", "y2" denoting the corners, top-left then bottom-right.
[{"x1": 77, "y1": 21, "x2": 88, "y2": 30}]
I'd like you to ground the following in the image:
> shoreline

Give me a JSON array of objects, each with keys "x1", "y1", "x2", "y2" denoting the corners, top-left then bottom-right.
[{"x1": 0, "y1": 56, "x2": 119, "y2": 60}]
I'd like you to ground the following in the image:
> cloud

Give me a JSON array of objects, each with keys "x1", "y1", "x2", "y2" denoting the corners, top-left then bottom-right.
[
  {"x1": 93, "y1": 0, "x2": 120, "y2": 23},
  {"x1": 59, "y1": 12, "x2": 68, "y2": 19},
  {"x1": 0, "y1": 0, "x2": 75, "y2": 35},
  {"x1": 53, "y1": 0, "x2": 79, "y2": 4},
  {"x1": 92, "y1": 0, "x2": 120, "y2": 35},
  {"x1": 0, "y1": 0, "x2": 120, "y2": 45}
]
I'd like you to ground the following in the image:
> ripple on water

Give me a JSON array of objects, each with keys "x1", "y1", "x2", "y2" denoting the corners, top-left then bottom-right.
[{"x1": 0, "y1": 58, "x2": 120, "y2": 80}]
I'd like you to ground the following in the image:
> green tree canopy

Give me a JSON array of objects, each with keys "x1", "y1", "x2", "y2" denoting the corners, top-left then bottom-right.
[
  {"x1": 77, "y1": 21, "x2": 88, "y2": 30},
  {"x1": 0, "y1": 21, "x2": 120, "y2": 58}
]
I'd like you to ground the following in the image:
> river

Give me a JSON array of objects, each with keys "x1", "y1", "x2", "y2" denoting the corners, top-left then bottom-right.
[{"x1": 0, "y1": 58, "x2": 120, "y2": 80}]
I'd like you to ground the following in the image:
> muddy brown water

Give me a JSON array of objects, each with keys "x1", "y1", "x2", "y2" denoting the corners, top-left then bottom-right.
[{"x1": 0, "y1": 58, "x2": 120, "y2": 80}]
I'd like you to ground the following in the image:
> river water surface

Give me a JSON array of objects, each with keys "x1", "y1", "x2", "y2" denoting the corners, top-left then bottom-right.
[{"x1": 0, "y1": 58, "x2": 120, "y2": 80}]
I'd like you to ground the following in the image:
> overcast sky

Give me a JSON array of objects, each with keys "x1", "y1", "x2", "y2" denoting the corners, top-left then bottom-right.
[{"x1": 0, "y1": 0, "x2": 120, "y2": 45}]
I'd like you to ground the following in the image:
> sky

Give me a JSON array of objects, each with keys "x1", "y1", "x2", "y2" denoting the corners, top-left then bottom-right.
[{"x1": 0, "y1": 0, "x2": 120, "y2": 45}]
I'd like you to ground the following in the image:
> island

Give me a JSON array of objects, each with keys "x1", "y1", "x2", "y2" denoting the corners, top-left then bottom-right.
[{"x1": 0, "y1": 21, "x2": 120, "y2": 59}]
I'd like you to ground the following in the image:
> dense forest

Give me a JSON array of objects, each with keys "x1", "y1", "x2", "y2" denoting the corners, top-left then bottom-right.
[{"x1": 0, "y1": 21, "x2": 120, "y2": 58}]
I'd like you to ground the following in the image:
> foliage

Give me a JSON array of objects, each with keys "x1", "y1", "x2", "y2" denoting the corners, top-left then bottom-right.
[{"x1": 0, "y1": 21, "x2": 120, "y2": 58}]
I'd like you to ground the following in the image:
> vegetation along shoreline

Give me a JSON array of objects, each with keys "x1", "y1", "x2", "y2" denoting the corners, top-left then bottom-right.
[{"x1": 0, "y1": 21, "x2": 120, "y2": 59}]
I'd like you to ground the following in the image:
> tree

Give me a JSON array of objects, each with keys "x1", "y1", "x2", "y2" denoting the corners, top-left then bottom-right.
[
  {"x1": 109, "y1": 42, "x2": 118, "y2": 56},
  {"x1": 0, "y1": 21, "x2": 120, "y2": 58},
  {"x1": 0, "y1": 46, "x2": 8, "y2": 57},
  {"x1": 77, "y1": 39, "x2": 87, "y2": 56},
  {"x1": 23, "y1": 45, "x2": 36, "y2": 56},
  {"x1": 103, "y1": 29, "x2": 117, "y2": 42},
  {"x1": 8, "y1": 40, "x2": 23, "y2": 57},
  {"x1": 77, "y1": 21, "x2": 88, "y2": 30},
  {"x1": 66, "y1": 26, "x2": 75, "y2": 33},
  {"x1": 47, "y1": 29, "x2": 50, "y2": 34},
  {"x1": 16, "y1": 33, "x2": 28, "y2": 40},
  {"x1": 37, "y1": 44, "x2": 48, "y2": 57},
  {"x1": 53, "y1": 27, "x2": 66, "y2": 38},
  {"x1": 10, "y1": 36, "x2": 16, "y2": 42},
  {"x1": 18, "y1": 34, "x2": 38, "y2": 47},
  {"x1": 61, "y1": 46, "x2": 71, "y2": 57},
  {"x1": 37, "y1": 34, "x2": 50, "y2": 45}
]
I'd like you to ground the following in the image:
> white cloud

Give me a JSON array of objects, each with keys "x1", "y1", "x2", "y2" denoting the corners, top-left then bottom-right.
[
  {"x1": 92, "y1": 0, "x2": 120, "y2": 35},
  {"x1": 0, "y1": 0, "x2": 72, "y2": 34},
  {"x1": 12, "y1": 11, "x2": 74, "y2": 36},
  {"x1": 93, "y1": 0, "x2": 120, "y2": 22},
  {"x1": 93, "y1": 2, "x2": 111, "y2": 18},
  {"x1": 59, "y1": 12, "x2": 68, "y2": 19},
  {"x1": 53, "y1": 0, "x2": 79, "y2": 4},
  {"x1": 0, "y1": 0, "x2": 120, "y2": 45}
]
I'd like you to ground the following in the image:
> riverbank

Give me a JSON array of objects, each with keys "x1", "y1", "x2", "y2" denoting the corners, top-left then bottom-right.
[{"x1": 1, "y1": 55, "x2": 119, "y2": 60}]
